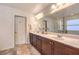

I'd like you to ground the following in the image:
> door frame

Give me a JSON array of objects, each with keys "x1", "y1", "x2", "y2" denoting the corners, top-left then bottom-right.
[{"x1": 14, "y1": 15, "x2": 27, "y2": 47}]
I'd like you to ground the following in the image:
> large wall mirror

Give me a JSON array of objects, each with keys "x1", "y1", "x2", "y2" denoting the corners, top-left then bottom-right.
[
  {"x1": 35, "y1": 3, "x2": 79, "y2": 35},
  {"x1": 40, "y1": 14, "x2": 79, "y2": 35},
  {"x1": 64, "y1": 15, "x2": 79, "y2": 35}
]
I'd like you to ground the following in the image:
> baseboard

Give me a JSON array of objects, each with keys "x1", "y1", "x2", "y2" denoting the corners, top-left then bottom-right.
[{"x1": 0, "y1": 48, "x2": 16, "y2": 55}]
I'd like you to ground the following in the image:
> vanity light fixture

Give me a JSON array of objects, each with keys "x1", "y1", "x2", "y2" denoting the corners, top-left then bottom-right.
[
  {"x1": 50, "y1": 3, "x2": 75, "y2": 14},
  {"x1": 51, "y1": 3, "x2": 63, "y2": 10},
  {"x1": 51, "y1": 4, "x2": 56, "y2": 10},
  {"x1": 50, "y1": 3, "x2": 64, "y2": 14},
  {"x1": 35, "y1": 12, "x2": 44, "y2": 20},
  {"x1": 56, "y1": 3, "x2": 64, "y2": 8},
  {"x1": 56, "y1": 3, "x2": 63, "y2": 6}
]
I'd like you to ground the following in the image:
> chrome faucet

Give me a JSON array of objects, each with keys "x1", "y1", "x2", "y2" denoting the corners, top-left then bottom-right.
[{"x1": 57, "y1": 34, "x2": 62, "y2": 38}]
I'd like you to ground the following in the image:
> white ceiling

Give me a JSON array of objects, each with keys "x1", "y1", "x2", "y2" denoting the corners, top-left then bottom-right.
[
  {"x1": 1, "y1": 3, "x2": 78, "y2": 18},
  {"x1": 0, "y1": 3, "x2": 50, "y2": 14}
]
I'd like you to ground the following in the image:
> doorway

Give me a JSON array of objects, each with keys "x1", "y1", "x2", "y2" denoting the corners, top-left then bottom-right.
[{"x1": 14, "y1": 15, "x2": 26, "y2": 46}]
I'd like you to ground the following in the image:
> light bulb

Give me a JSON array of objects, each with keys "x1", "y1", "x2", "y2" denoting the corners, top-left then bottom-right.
[
  {"x1": 51, "y1": 5, "x2": 56, "y2": 9},
  {"x1": 57, "y1": 3, "x2": 63, "y2": 6}
]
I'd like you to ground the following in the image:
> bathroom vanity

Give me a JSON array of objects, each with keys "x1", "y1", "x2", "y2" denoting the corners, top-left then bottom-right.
[{"x1": 29, "y1": 32, "x2": 79, "y2": 55}]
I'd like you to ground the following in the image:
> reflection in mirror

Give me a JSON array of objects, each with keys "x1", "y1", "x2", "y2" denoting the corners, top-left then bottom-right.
[
  {"x1": 41, "y1": 16, "x2": 57, "y2": 33},
  {"x1": 37, "y1": 4, "x2": 79, "y2": 35},
  {"x1": 40, "y1": 14, "x2": 79, "y2": 35},
  {"x1": 65, "y1": 19, "x2": 79, "y2": 35}
]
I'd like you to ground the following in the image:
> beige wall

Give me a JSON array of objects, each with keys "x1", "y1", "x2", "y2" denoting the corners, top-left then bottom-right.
[
  {"x1": 29, "y1": 15, "x2": 42, "y2": 33},
  {"x1": 0, "y1": 5, "x2": 30, "y2": 50}
]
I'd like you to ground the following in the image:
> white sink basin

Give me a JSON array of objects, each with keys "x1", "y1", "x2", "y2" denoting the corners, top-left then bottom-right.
[{"x1": 44, "y1": 34, "x2": 57, "y2": 38}]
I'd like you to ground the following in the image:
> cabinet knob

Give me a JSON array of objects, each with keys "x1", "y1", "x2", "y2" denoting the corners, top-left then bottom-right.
[
  {"x1": 49, "y1": 42, "x2": 52, "y2": 44},
  {"x1": 49, "y1": 42, "x2": 54, "y2": 45}
]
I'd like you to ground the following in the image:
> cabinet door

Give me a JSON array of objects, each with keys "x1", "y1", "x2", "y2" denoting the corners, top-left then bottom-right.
[
  {"x1": 54, "y1": 41, "x2": 64, "y2": 55},
  {"x1": 51, "y1": 41, "x2": 54, "y2": 55},
  {"x1": 54, "y1": 41, "x2": 79, "y2": 55},
  {"x1": 63, "y1": 47, "x2": 79, "y2": 55},
  {"x1": 29, "y1": 33, "x2": 33, "y2": 45},
  {"x1": 32, "y1": 34, "x2": 37, "y2": 48},
  {"x1": 42, "y1": 38, "x2": 52, "y2": 55},
  {"x1": 36, "y1": 36, "x2": 42, "y2": 53}
]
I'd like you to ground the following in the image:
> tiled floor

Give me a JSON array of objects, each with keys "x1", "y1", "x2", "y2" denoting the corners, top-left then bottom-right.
[
  {"x1": 16, "y1": 44, "x2": 31, "y2": 55},
  {"x1": 0, "y1": 44, "x2": 41, "y2": 55},
  {"x1": 28, "y1": 45, "x2": 41, "y2": 55}
]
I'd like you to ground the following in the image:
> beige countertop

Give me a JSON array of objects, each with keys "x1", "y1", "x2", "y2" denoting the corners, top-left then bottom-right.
[{"x1": 30, "y1": 32, "x2": 79, "y2": 49}]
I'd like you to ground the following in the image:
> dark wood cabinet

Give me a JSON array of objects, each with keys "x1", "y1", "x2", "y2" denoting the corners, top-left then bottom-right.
[
  {"x1": 51, "y1": 41, "x2": 54, "y2": 55},
  {"x1": 29, "y1": 33, "x2": 37, "y2": 48},
  {"x1": 29, "y1": 33, "x2": 79, "y2": 55},
  {"x1": 41, "y1": 37, "x2": 52, "y2": 55},
  {"x1": 54, "y1": 41, "x2": 79, "y2": 55},
  {"x1": 29, "y1": 33, "x2": 33, "y2": 45},
  {"x1": 36, "y1": 36, "x2": 42, "y2": 53},
  {"x1": 32, "y1": 34, "x2": 37, "y2": 48}
]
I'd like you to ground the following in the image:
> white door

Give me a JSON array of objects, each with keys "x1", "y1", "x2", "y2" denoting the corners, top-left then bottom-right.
[{"x1": 15, "y1": 16, "x2": 26, "y2": 45}]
